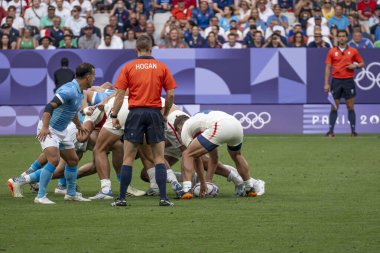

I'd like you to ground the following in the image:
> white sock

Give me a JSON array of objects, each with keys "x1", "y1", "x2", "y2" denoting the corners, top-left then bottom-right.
[
  {"x1": 183, "y1": 181, "x2": 192, "y2": 192},
  {"x1": 100, "y1": 179, "x2": 111, "y2": 193},
  {"x1": 166, "y1": 169, "x2": 178, "y2": 184},
  {"x1": 244, "y1": 178, "x2": 259, "y2": 189},
  {"x1": 24, "y1": 175, "x2": 31, "y2": 183},
  {"x1": 227, "y1": 169, "x2": 244, "y2": 186},
  {"x1": 147, "y1": 167, "x2": 158, "y2": 189}
]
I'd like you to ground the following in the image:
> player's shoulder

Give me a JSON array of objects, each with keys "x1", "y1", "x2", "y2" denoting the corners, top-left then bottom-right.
[{"x1": 347, "y1": 46, "x2": 359, "y2": 54}]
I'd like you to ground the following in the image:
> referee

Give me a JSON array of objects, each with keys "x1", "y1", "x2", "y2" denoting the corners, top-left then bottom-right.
[
  {"x1": 324, "y1": 30, "x2": 364, "y2": 137},
  {"x1": 111, "y1": 35, "x2": 176, "y2": 207}
]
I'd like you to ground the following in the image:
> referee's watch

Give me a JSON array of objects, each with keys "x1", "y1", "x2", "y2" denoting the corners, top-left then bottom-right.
[{"x1": 110, "y1": 114, "x2": 118, "y2": 119}]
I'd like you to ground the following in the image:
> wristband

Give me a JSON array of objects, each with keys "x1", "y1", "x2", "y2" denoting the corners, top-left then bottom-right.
[{"x1": 110, "y1": 114, "x2": 118, "y2": 119}]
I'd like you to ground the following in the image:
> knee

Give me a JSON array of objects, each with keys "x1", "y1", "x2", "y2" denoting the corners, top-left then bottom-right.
[
  {"x1": 66, "y1": 157, "x2": 79, "y2": 167},
  {"x1": 140, "y1": 169, "x2": 150, "y2": 182}
]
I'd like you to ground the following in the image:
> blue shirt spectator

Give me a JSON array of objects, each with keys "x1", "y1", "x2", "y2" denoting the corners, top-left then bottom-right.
[
  {"x1": 348, "y1": 31, "x2": 374, "y2": 48},
  {"x1": 192, "y1": 0, "x2": 214, "y2": 29},
  {"x1": 213, "y1": 0, "x2": 234, "y2": 13},
  {"x1": 328, "y1": 6, "x2": 349, "y2": 30},
  {"x1": 219, "y1": 6, "x2": 239, "y2": 31}
]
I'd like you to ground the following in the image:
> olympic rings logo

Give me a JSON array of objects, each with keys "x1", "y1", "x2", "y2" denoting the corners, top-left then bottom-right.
[
  {"x1": 233, "y1": 112, "x2": 271, "y2": 129},
  {"x1": 355, "y1": 62, "x2": 380, "y2": 91}
]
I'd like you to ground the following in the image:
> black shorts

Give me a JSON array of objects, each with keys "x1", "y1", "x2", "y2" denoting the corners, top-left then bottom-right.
[
  {"x1": 124, "y1": 107, "x2": 165, "y2": 144},
  {"x1": 331, "y1": 78, "x2": 356, "y2": 100}
]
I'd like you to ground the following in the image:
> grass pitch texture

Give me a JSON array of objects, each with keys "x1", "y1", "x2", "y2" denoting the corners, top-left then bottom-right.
[{"x1": 0, "y1": 135, "x2": 379, "y2": 253}]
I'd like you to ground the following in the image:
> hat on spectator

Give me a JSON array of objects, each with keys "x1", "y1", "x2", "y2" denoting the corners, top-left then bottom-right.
[
  {"x1": 292, "y1": 22, "x2": 301, "y2": 28},
  {"x1": 39, "y1": 36, "x2": 52, "y2": 44},
  {"x1": 313, "y1": 6, "x2": 321, "y2": 11},
  {"x1": 48, "y1": 5, "x2": 55, "y2": 10}
]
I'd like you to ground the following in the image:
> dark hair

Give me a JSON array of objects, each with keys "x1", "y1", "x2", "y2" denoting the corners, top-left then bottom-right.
[
  {"x1": 337, "y1": 29, "x2": 348, "y2": 36},
  {"x1": 173, "y1": 115, "x2": 190, "y2": 132},
  {"x1": 291, "y1": 31, "x2": 305, "y2": 46},
  {"x1": 87, "y1": 16, "x2": 94, "y2": 22},
  {"x1": 0, "y1": 34, "x2": 11, "y2": 49},
  {"x1": 76, "y1": 63, "x2": 95, "y2": 79},
  {"x1": 61, "y1": 57, "x2": 69, "y2": 67},
  {"x1": 136, "y1": 34, "x2": 152, "y2": 51},
  {"x1": 7, "y1": 6, "x2": 16, "y2": 11}
]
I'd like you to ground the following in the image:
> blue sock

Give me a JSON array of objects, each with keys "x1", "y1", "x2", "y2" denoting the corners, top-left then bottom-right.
[
  {"x1": 155, "y1": 163, "x2": 167, "y2": 200},
  {"x1": 119, "y1": 165, "x2": 132, "y2": 199},
  {"x1": 117, "y1": 174, "x2": 121, "y2": 182},
  {"x1": 26, "y1": 160, "x2": 43, "y2": 174},
  {"x1": 29, "y1": 169, "x2": 42, "y2": 183},
  {"x1": 37, "y1": 163, "x2": 56, "y2": 198},
  {"x1": 64, "y1": 165, "x2": 78, "y2": 196},
  {"x1": 58, "y1": 177, "x2": 66, "y2": 186},
  {"x1": 348, "y1": 110, "x2": 356, "y2": 133}
]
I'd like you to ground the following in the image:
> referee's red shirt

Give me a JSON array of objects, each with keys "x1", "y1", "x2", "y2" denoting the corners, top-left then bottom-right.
[
  {"x1": 325, "y1": 46, "x2": 363, "y2": 79},
  {"x1": 114, "y1": 56, "x2": 177, "y2": 108}
]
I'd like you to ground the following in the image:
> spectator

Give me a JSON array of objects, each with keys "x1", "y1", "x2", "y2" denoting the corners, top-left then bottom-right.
[
  {"x1": 288, "y1": 22, "x2": 307, "y2": 43},
  {"x1": 123, "y1": 28, "x2": 137, "y2": 49},
  {"x1": 1, "y1": 6, "x2": 24, "y2": 31},
  {"x1": 160, "y1": 28, "x2": 188, "y2": 48},
  {"x1": 329, "y1": 24, "x2": 338, "y2": 46},
  {"x1": 172, "y1": 0, "x2": 196, "y2": 10},
  {"x1": 374, "y1": 40, "x2": 380, "y2": 47},
  {"x1": 93, "y1": 0, "x2": 112, "y2": 13},
  {"x1": 0, "y1": 34, "x2": 12, "y2": 49},
  {"x1": 64, "y1": 6, "x2": 87, "y2": 37},
  {"x1": 111, "y1": 0, "x2": 129, "y2": 27},
  {"x1": 53, "y1": 57, "x2": 75, "y2": 92},
  {"x1": 338, "y1": 0, "x2": 357, "y2": 17},
  {"x1": 328, "y1": 5, "x2": 350, "y2": 32},
  {"x1": 1, "y1": 22, "x2": 18, "y2": 48},
  {"x1": 267, "y1": 4, "x2": 289, "y2": 30},
  {"x1": 203, "y1": 31, "x2": 222, "y2": 48},
  {"x1": 289, "y1": 31, "x2": 306, "y2": 47},
  {"x1": 98, "y1": 33, "x2": 114, "y2": 49},
  {"x1": 134, "y1": 13, "x2": 148, "y2": 37},
  {"x1": 71, "y1": 0, "x2": 93, "y2": 18},
  {"x1": 171, "y1": 0, "x2": 191, "y2": 22},
  {"x1": 244, "y1": 30, "x2": 265, "y2": 48},
  {"x1": 263, "y1": 33, "x2": 286, "y2": 48},
  {"x1": 348, "y1": 30, "x2": 374, "y2": 48},
  {"x1": 308, "y1": 30, "x2": 331, "y2": 47},
  {"x1": 204, "y1": 16, "x2": 225, "y2": 38},
  {"x1": 357, "y1": 0, "x2": 377, "y2": 27},
  {"x1": 308, "y1": 6, "x2": 328, "y2": 28},
  {"x1": 0, "y1": 5, "x2": 6, "y2": 23},
  {"x1": 278, "y1": 0, "x2": 294, "y2": 12},
  {"x1": 60, "y1": 34, "x2": 77, "y2": 48},
  {"x1": 369, "y1": 5, "x2": 380, "y2": 31},
  {"x1": 99, "y1": 25, "x2": 123, "y2": 49},
  {"x1": 7, "y1": 0, "x2": 27, "y2": 17},
  {"x1": 152, "y1": 0, "x2": 173, "y2": 39},
  {"x1": 36, "y1": 36, "x2": 56, "y2": 49},
  {"x1": 257, "y1": 0, "x2": 274, "y2": 24},
  {"x1": 160, "y1": 18, "x2": 180, "y2": 40},
  {"x1": 16, "y1": 26, "x2": 37, "y2": 49},
  {"x1": 79, "y1": 16, "x2": 101, "y2": 39},
  {"x1": 106, "y1": 15, "x2": 124, "y2": 38},
  {"x1": 134, "y1": 0, "x2": 150, "y2": 20},
  {"x1": 243, "y1": 10, "x2": 266, "y2": 35},
  {"x1": 0, "y1": 0, "x2": 8, "y2": 11},
  {"x1": 126, "y1": 11, "x2": 138, "y2": 31},
  {"x1": 264, "y1": 19, "x2": 286, "y2": 40},
  {"x1": 222, "y1": 33, "x2": 242, "y2": 48},
  {"x1": 78, "y1": 25, "x2": 100, "y2": 48},
  {"x1": 213, "y1": 0, "x2": 233, "y2": 16},
  {"x1": 225, "y1": 25, "x2": 243, "y2": 41},
  {"x1": 24, "y1": 0, "x2": 47, "y2": 28},
  {"x1": 348, "y1": 14, "x2": 370, "y2": 38},
  {"x1": 59, "y1": 28, "x2": 78, "y2": 47},
  {"x1": 370, "y1": 10, "x2": 380, "y2": 41},
  {"x1": 191, "y1": 0, "x2": 213, "y2": 30},
  {"x1": 219, "y1": 6, "x2": 238, "y2": 32},
  {"x1": 307, "y1": 15, "x2": 330, "y2": 44},
  {"x1": 321, "y1": 0, "x2": 335, "y2": 20},
  {"x1": 237, "y1": 0, "x2": 251, "y2": 26},
  {"x1": 145, "y1": 21, "x2": 160, "y2": 46},
  {"x1": 39, "y1": 5, "x2": 59, "y2": 29},
  {"x1": 185, "y1": 24, "x2": 204, "y2": 47},
  {"x1": 49, "y1": 16, "x2": 64, "y2": 47},
  {"x1": 54, "y1": 0, "x2": 71, "y2": 22}
]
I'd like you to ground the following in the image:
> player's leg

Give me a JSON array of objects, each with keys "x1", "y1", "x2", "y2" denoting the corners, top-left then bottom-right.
[
  {"x1": 327, "y1": 78, "x2": 342, "y2": 137},
  {"x1": 344, "y1": 79, "x2": 357, "y2": 136}
]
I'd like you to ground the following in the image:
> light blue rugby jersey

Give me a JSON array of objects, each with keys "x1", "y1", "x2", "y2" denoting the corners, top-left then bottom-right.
[
  {"x1": 92, "y1": 89, "x2": 115, "y2": 105},
  {"x1": 50, "y1": 80, "x2": 83, "y2": 131}
]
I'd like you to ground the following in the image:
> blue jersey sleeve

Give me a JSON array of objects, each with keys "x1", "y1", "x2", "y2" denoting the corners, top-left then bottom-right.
[{"x1": 56, "y1": 85, "x2": 74, "y2": 104}]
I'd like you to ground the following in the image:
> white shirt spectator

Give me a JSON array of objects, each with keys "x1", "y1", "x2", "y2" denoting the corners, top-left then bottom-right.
[
  {"x1": 98, "y1": 35, "x2": 123, "y2": 49},
  {"x1": 243, "y1": 26, "x2": 264, "y2": 38},
  {"x1": 1, "y1": 16, "x2": 25, "y2": 30},
  {"x1": 55, "y1": 8, "x2": 71, "y2": 22},
  {"x1": 306, "y1": 25, "x2": 330, "y2": 44},
  {"x1": 51, "y1": 1, "x2": 72, "y2": 11},
  {"x1": 307, "y1": 17, "x2": 328, "y2": 28},
  {"x1": 258, "y1": 7, "x2": 274, "y2": 23},
  {"x1": 24, "y1": 6, "x2": 47, "y2": 27},
  {"x1": 36, "y1": 45, "x2": 56, "y2": 49},
  {"x1": 225, "y1": 30, "x2": 244, "y2": 41},
  {"x1": 71, "y1": 0, "x2": 92, "y2": 18},
  {"x1": 265, "y1": 25, "x2": 286, "y2": 39},
  {"x1": 8, "y1": 0, "x2": 27, "y2": 17},
  {"x1": 0, "y1": 0, "x2": 8, "y2": 10},
  {"x1": 204, "y1": 26, "x2": 226, "y2": 38},
  {"x1": 222, "y1": 42, "x2": 243, "y2": 48},
  {"x1": 65, "y1": 16, "x2": 87, "y2": 36}
]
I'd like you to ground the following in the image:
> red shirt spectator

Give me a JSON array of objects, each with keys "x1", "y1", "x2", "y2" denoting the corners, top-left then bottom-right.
[
  {"x1": 357, "y1": 0, "x2": 377, "y2": 19},
  {"x1": 172, "y1": 0, "x2": 196, "y2": 9},
  {"x1": 171, "y1": 0, "x2": 192, "y2": 20}
]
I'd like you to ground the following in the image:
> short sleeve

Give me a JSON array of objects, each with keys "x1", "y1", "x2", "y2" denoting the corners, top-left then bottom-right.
[
  {"x1": 181, "y1": 123, "x2": 192, "y2": 147},
  {"x1": 56, "y1": 86, "x2": 73, "y2": 104},
  {"x1": 163, "y1": 65, "x2": 177, "y2": 91},
  {"x1": 325, "y1": 49, "x2": 333, "y2": 65},
  {"x1": 114, "y1": 65, "x2": 129, "y2": 90},
  {"x1": 353, "y1": 49, "x2": 364, "y2": 63}
]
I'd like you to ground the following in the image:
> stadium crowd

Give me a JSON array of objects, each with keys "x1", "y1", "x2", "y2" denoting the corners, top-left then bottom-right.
[{"x1": 0, "y1": 0, "x2": 379, "y2": 49}]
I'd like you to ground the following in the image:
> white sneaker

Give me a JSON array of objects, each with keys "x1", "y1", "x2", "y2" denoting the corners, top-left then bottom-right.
[
  {"x1": 253, "y1": 179, "x2": 265, "y2": 196},
  {"x1": 89, "y1": 191, "x2": 113, "y2": 200},
  {"x1": 64, "y1": 192, "x2": 91, "y2": 202},
  {"x1": 127, "y1": 185, "x2": 146, "y2": 197},
  {"x1": 7, "y1": 177, "x2": 25, "y2": 198},
  {"x1": 146, "y1": 187, "x2": 160, "y2": 196},
  {"x1": 34, "y1": 195, "x2": 55, "y2": 204},
  {"x1": 54, "y1": 184, "x2": 67, "y2": 195}
]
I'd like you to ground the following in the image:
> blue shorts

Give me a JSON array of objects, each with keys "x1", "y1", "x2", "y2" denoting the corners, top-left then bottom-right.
[{"x1": 124, "y1": 107, "x2": 165, "y2": 144}]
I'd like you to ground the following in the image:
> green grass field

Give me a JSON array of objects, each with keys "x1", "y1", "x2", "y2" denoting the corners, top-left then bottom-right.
[{"x1": 0, "y1": 135, "x2": 379, "y2": 253}]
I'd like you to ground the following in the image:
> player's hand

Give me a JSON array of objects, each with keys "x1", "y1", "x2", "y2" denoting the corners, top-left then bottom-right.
[
  {"x1": 97, "y1": 103, "x2": 105, "y2": 111},
  {"x1": 199, "y1": 182, "x2": 207, "y2": 198},
  {"x1": 76, "y1": 124, "x2": 89, "y2": 137},
  {"x1": 347, "y1": 64, "x2": 356, "y2": 70},
  {"x1": 83, "y1": 106, "x2": 95, "y2": 116},
  {"x1": 324, "y1": 83, "x2": 330, "y2": 93},
  {"x1": 112, "y1": 118, "x2": 121, "y2": 129},
  {"x1": 37, "y1": 127, "x2": 51, "y2": 142}
]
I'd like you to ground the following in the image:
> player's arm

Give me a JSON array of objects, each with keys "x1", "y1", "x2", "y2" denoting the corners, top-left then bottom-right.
[
  {"x1": 194, "y1": 157, "x2": 207, "y2": 198},
  {"x1": 163, "y1": 89, "x2": 174, "y2": 121},
  {"x1": 205, "y1": 148, "x2": 218, "y2": 182},
  {"x1": 324, "y1": 63, "x2": 331, "y2": 92},
  {"x1": 97, "y1": 92, "x2": 116, "y2": 111},
  {"x1": 347, "y1": 51, "x2": 365, "y2": 70},
  {"x1": 111, "y1": 88, "x2": 126, "y2": 129},
  {"x1": 37, "y1": 96, "x2": 62, "y2": 142}
]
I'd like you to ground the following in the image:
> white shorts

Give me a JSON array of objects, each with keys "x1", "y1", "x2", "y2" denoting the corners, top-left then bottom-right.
[
  {"x1": 103, "y1": 96, "x2": 130, "y2": 137},
  {"x1": 37, "y1": 121, "x2": 75, "y2": 150},
  {"x1": 83, "y1": 108, "x2": 104, "y2": 126},
  {"x1": 66, "y1": 123, "x2": 88, "y2": 152},
  {"x1": 202, "y1": 117, "x2": 243, "y2": 147}
]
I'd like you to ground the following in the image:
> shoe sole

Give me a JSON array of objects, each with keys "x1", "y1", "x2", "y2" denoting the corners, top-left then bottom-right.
[
  {"x1": 181, "y1": 193, "x2": 193, "y2": 199},
  {"x1": 34, "y1": 199, "x2": 55, "y2": 204},
  {"x1": 89, "y1": 195, "x2": 113, "y2": 200},
  {"x1": 7, "y1": 179, "x2": 23, "y2": 198},
  {"x1": 246, "y1": 192, "x2": 257, "y2": 197}
]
